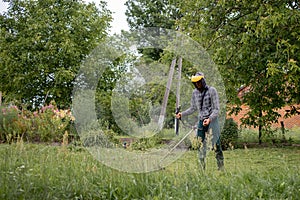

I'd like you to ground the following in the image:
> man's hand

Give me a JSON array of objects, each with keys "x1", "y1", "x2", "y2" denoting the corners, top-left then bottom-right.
[
  {"x1": 203, "y1": 118, "x2": 210, "y2": 126},
  {"x1": 176, "y1": 112, "x2": 182, "y2": 119}
]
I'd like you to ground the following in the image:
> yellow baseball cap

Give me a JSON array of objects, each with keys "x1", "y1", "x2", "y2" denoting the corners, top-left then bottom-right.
[{"x1": 191, "y1": 73, "x2": 204, "y2": 82}]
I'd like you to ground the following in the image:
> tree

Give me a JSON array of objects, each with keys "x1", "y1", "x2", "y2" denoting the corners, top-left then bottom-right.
[
  {"x1": 125, "y1": 0, "x2": 180, "y2": 30},
  {"x1": 179, "y1": 0, "x2": 300, "y2": 143},
  {"x1": 0, "y1": 0, "x2": 112, "y2": 108},
  {"x1": 123, "y1": 0, "x2": 180, "y2": 130},
  {"x1": 125, "y1": 0, "x2": 181, "y2": 61},
  {"x1": 95, "y1": 54, "x2": 129, "y2": 134},
  {"x1": 124, "y1": 1, "x2": 228, "y2": 130}
]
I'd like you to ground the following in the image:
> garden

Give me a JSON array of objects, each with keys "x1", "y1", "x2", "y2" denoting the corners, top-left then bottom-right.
[
  {"x1": 1, "y1": 104, "x2": 300, "y2": 199},
  {"x1": 1, "y1": 0, "x2": 300, "y2": 199}
]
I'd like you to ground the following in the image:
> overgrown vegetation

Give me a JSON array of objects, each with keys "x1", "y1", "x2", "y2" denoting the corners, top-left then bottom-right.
[
  {"x1": 125, "y1": 0, "x2": 300, "y2": 145},
  {"x1": 221, "y1": 118, "x2": 239, "y2": 150},
  {"x1": 0, "y1": 102, "x2": 76, "y2": 144},
  {"x1": 1, "y1": 1, "x2": 299, "y2": 197},
  {"x1": 1, "y1": 102, "x2": 299, "y2": 151},
  {"x1": 1, "y1": 103, "x2": 299, "y2": 199},
  {"x1": 0, "y1": 0, "x2": 112, "y2": 107},
  {"x1": 0, "y1": 143, "x2": 299, "y2": 199},
  {"x1": 237, "y1": 127, "x2": 300, "y2": 148}
]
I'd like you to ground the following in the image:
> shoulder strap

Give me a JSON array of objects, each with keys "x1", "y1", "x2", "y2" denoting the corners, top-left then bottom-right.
[{"x1": 200, "y1": 86, "x2": 209, "y2": 110}]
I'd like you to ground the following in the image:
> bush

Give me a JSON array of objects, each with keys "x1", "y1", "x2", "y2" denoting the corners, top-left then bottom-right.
[
  {"x1": 81, "y1": 129, "x2": 120, "y2": 148},
  {"x1": 221, "y1": 118, "x2": 239, "y2": 150},
  {"x1": 28, "y1": 104, "x2": 73, "y2": 142},
  {"x1": 0, "y1": 106, "x2": 20, "y2": 143},
  {"x1": 0, "y1": 102, "x2": 76, "y2": 144},
  {"x1": 129, "y1": 134, "x2": 163, "y2": 151}
]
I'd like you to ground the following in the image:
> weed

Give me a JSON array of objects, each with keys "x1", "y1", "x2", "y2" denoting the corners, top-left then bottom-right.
[{"x1": 0, "y1": 144, "x2": 299, "y2": 199}]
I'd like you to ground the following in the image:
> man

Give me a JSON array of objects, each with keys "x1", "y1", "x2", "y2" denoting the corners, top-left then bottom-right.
[{"x1": 176, "y1": 72, "x2": 224, "y2": 171}]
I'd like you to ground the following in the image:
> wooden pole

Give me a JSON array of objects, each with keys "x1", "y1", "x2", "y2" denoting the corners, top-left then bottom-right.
[
  {"x1": 158, "y1": 58, "x2": 177, "y2": 130},
  {"x1": 176, "y1": 57, "x2": 182, "y2": 110},
  {"x1": 175, "y1": 57, "x2": 182, "y2": 135}
]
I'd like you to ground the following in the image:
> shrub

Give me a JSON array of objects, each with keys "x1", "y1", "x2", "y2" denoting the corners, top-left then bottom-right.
[
  {"x1": 0, "y1": 105, "x2": 20, "y2": 143},
  {"x1": 0, "y1": 102, "x2": 76, "y2": 143},
  {"x1": 29, "y1": 104, "x2": 72, "y2": 142},
  {"x1": 221, "y1": 118, "x2": 239, "y2": 150},
  {"x1": 129, "y1": 134, "x2": 162, "y2": 151},
  {"x1": 81, "y1": 129, "x2": 120, "y2": 148}
]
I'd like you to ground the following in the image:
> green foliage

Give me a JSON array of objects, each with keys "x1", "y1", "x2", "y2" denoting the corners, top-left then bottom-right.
[
  {"x1": 129, "y1": 134, "x2": 163, "y2": 151},
  {"x1": 128, "y1": 82, "x2": 177, "y2": 129},
  {"x1": 125, "y1": 0, "x2": 181, "y2": 60},
  {"x1": 95, "y1": 60, "x2": 128, "y2": 134},
  {"x1": 159, "y1": 128, "x2": 177, "y2": 139},
  {"x1": 125, "y1": 0, "x2": 180, "y2": 30},
  {"x1": 0, "y1": 106, "x2": 19, "y2": 143},
  {"x1": 0, "y1": 102, "x2": 75, "y2": 143},
  {"x1": 27, "y1": 104, "x2": 73, "y2": 142},
  {"x1": 221, "y1": 118, "x2": 239, "y2": 150},
  {"x1": 0, "y1": 0, "x2": 112, "y2": 108},
  {"x1": 80, "y1": 124, "x2": 120, "y2": 148},
  {"x1": 178, "y1": 0, "x2": 300, "y2": 141},
  {"x1": 237, "y1": 127, "x2": 300, "y2": 146},
  {"x1": 0, "y1": 144, "x2": 299, "y2": 199},
  {"x1": 188, "y1": 134, "x2": 202, "y2": 150}
]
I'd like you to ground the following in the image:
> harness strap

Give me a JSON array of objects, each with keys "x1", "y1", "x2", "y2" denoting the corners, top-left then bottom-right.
[{"x1": 200, "y1": 87, "x2": 209, "y2": 111}]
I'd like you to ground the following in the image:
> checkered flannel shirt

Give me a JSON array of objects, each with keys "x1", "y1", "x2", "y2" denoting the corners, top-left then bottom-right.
[{"x1": 181, "y1": 86, "x2": 220, "y2": 121}]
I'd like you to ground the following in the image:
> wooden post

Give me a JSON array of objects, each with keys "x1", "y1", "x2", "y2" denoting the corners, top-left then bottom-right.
[
  {"x1": 176, "y1": 57, "x2": 182, "y2": 111},
  {"x1": 175, "y1": 57, "x2": 182, "y2": 135},
  {"x1": 158, "y1": 58, "x2": 177, "y2": 130}
]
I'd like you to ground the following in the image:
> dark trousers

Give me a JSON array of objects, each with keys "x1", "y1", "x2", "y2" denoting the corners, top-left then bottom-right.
[{"x1": 197, "y1": 119, "x2": 224, "y2": 170}]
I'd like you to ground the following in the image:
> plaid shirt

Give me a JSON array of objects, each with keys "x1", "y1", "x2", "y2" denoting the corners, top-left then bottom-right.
[{"x1": 181, "y1": 86, "x2": 220, "y2": 121}]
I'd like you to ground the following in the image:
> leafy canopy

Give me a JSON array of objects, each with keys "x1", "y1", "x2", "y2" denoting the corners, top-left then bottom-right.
[
  {"x1": 0, "y1": 0, "x2": 112, "y2": 108},
  {"x1": 179, "y1": 0, "x2": 300, "y2": 132}
]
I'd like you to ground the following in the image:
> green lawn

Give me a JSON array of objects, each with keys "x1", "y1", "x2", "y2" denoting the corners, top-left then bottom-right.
[{"x1": 0, "y1": 143, "x2": 299, "y2": 199}]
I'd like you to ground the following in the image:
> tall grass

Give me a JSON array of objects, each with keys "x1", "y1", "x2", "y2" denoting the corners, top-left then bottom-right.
[
  {"x1": 238, "y1": 127, "x2": 300, "y2": 144},
  {"x1": 0, "y1": 143, "x2": 299, "y2": 199}
]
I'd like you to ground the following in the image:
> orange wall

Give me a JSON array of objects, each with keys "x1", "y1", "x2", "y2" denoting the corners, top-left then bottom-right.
[{"x1": 228, "y1": 105, "x2": 300, "y2": 129}]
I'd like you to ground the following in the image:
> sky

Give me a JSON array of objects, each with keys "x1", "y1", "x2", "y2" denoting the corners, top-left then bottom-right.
[
  {"x1": 0, "y1": 0, "x2": 129, "y2": 34},
  {"x1": 91, "y1": 0, "x2": 129, "y2": 34}
]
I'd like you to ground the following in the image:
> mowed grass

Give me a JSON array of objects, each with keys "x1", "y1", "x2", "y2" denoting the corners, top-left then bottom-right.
[{"x1": 0, "y1": 143, "x2": 299, "y2": 200}]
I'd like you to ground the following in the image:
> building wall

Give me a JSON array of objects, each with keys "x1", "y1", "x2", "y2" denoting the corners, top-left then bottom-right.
[{"x1": 228, "y1": 105, "x2": 300, "y2": 129}]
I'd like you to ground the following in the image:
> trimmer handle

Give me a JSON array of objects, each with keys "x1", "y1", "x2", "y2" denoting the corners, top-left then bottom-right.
[{"x1": 175, "y1": 105, "x2": 181, "y2": 119}]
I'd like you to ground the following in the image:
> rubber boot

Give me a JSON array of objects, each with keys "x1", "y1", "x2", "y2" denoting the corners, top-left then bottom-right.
[
  {"x1": 216, "y1": 152, "x2": 224, "y2": 171},
  {"x1": 217, "y1": 159, "x2": 224, "y2": 171}
]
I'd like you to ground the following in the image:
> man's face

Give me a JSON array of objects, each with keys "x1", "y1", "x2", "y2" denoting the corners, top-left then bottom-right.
[{"x1": 194, "y1": 80, "x2": 202, "y2": 90}]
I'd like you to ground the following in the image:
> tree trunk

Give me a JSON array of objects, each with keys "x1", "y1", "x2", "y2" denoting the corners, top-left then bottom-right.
[
  {"x1": 280, "y1": 121, "x2": 286, "y2": 141},
  {"x1": 258, "y1": 124, "x2": 262, "y2": 144},
  {"x1": 258, "y1": 110, "x2": 263, "y2": 144}
]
